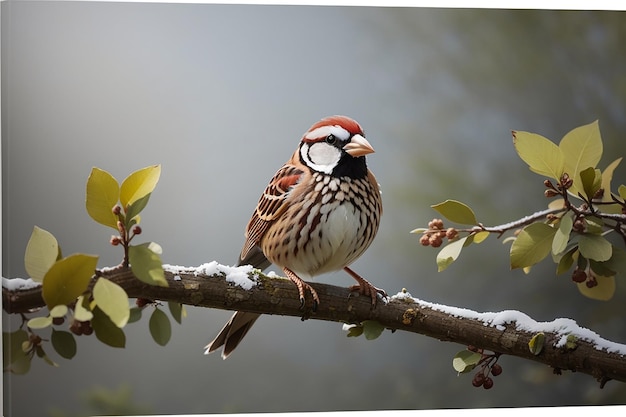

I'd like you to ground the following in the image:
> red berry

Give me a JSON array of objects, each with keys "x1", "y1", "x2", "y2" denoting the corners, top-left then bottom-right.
[
  {"x1": 491, "y1": 364, "x2": 502, "y2": 376},
  {"x1": 472, "y1": 372, "x2": 485, "y2": 388},
  {"x1": 571, "y1": 268, "x2": 587, "y2": 283},
  {"x1": 483, "y1": 377, "x2": 494, "y2": 389}
]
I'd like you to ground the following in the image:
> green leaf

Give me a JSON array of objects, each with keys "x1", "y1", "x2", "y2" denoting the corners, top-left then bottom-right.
[
  {"x1": 559, "y1": 120, "x2": 602, "y2": 197},
  {"x1": 510, "y1": 223, "x2": 556, "y2": 269},
  {"x1": 431, "y1": 200, "x2": 477, "y2": 225},
  {"x1": 42, "y1": 254, "x2": 98, "y2": 309},
  {"x1": 512, "y1": 130, "x2": 565, "y2": 180},
  {"x1": 120, "y1": 165, "x2": 161, "y2": 209},
  {"x1": 27, "y1": 316, "x2": 53, "y2": 330},
  {"x1": 168, "y1": 302, "x2": 186, "y2": 324},
  {"x1": 362, "y1": 320, "x2": 384, "y2": 340},
  {"x1": 24, "y1": 226, "x2": 61, "y2": 283},
  {"x1": 3, "y1": 330, "x2": 30, "y2": 373},
  {"x1": 556, "y1": 247, "x2": 577, "y2": 275},
  {"x1": 436, "y1": 236, "x2": 468, "y2": 272},
  {"x1": 452, "y1": 350, "x2": 481, "y2": 374},
  {"x1": 91, "y1": 307, "x2": 126, "y2": 348},
  {"x1": 579, "y1": 167, "x2": 602, "y2": 201},
  {"x1": 552, "y1": 213, "x2": 573, "y2": 256},
  {"x1": 346, "y1": 324, "x2": 363, "y2": 338},
  {"x1": 124, "y1": 192, "x2": 151, "y2": 226},
  {"x1": 51, "y1": 329, "x2": 77, "y2": 359},
  {"x1": 74, "y1": 295, "x2": 94, "y2": 322},
  {"x1": 86, "y1": 167, "x2": 120, "y2": 229},
  {"x1": 619, "y1": 184, "x2": 626, "y2": 200},
  {"x1": 578, "y1": 234, "x2": 612, "y2": 262},
  {"x1": 601, "y1": 245, "x2": 626, "y2": 277},
  {"x1": 92, "y1": 278, "x2": 130, "y2": 328},
  {"x1": 528, "y1": 332, "x2": 545, "y2": 355},
  {"x1": 128, "y1": 243, "x2": 167, "y2": 287},
  {"x1": 128, "y1": 307, "x2": 143, "y2": 324},
  {"x1": 577, "y1": 274, "x2": 615, "y2": 301},
  {"x1": 149, "y1": 308, "x2": 171, "y2": 346}
]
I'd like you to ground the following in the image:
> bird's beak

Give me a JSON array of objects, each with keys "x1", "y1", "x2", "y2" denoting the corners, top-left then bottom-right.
[{"x1": 343, "y1": 134, "x2": 375, "y2": 157}]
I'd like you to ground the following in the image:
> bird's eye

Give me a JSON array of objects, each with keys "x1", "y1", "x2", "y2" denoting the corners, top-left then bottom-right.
[{"x1": 325, "y1": 134, "x2": 336, "y2": 144}]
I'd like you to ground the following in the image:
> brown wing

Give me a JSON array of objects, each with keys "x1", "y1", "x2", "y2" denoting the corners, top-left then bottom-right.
[{"x1": 239, "y1": 163, "x2": 304, "y2": 266}]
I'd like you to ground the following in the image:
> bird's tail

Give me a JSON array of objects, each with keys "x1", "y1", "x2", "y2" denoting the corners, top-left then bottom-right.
[
  {"x1": 204, "y1": 248, "x2": 269, "y2": 359},
  {"x1": 204, "y1": 311, "x2": 261, "y2": 359}
]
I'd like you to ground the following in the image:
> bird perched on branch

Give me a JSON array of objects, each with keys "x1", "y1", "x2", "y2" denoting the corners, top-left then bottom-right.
[{"x1": 205, "y1": 115, "x2": 385, "y2": 359}]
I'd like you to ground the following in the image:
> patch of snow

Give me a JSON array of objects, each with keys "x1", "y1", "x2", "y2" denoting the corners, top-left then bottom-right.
[
  {"x1": 194, "y1": 261, "x2": 257, "y2": 290},
  {"x1": 390, "y1": 291, "x2": 626, "y2": 356},
  {"x1": 2, "y1": 277, "x2": 41, "y2": 291}
]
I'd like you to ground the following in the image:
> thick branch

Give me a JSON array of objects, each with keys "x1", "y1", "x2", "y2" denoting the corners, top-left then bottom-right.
[{"x1": 3, "y1": 264, "x2": 626, "y2": 385}]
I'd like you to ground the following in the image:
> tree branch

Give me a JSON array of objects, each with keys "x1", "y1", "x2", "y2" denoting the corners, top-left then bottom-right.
[{"x1": 3, "y1": 263, "x2": 626, "y2": 386}]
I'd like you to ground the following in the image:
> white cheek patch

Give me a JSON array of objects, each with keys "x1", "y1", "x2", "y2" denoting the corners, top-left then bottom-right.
[{"x1": 301, "y1": 142, "x2": 342, "y2": 174}]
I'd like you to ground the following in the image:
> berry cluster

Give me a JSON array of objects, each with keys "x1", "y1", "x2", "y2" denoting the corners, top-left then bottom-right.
[
  {"x1": 69, "y1": 319, "x2": 93, "y2": 336},
  {"x1": 543, "y1": 173, "x2": 574, "y2": 198},
  {"x1": 571, "y1": 266, "x2": 599, "y2": 288},
  {"x1": 419, "y1": 219, "x2": 459, "y2": 248},
  {"x1": 468, "y1": 346, "x2": 502, "y2": 390}
]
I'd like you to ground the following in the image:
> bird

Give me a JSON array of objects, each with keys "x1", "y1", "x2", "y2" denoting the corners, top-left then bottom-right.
[{"x1": 205, "y1": 115, "x2": 385, "y2": 359}]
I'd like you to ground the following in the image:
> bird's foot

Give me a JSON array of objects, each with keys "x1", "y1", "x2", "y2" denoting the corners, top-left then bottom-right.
[
  {"x1": 284, "y1": 268, "x2": 320, "y2": 312},
  {"x1": 344, "y1": 266, "x2": 387, "y2": 308}
]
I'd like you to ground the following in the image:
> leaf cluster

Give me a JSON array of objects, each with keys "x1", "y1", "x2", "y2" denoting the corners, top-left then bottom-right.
[
  {"x1": 414, "y1": 121, "x2": 626, "y2": 300},
  {"x1": 4, "y1": 165, "x2": 183, "y2": 374}
]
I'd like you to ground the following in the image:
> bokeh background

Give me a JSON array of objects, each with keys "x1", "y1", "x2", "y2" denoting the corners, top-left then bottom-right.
[{"x1": 3, "y1": 2, "x2": 626, "y2": 416}]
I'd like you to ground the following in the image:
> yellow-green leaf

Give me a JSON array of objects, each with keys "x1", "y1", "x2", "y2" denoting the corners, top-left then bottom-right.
[
  {"x1": 512, "y1": 130, "x2": 564, "y2": 180},
  {"x1": 619, "y1": 184, "x2": 626, "y2": 200},
  {"x1": 528, "y1": 332, "x2": 545, "y2": 355},
  {"x1": 436, "y1": 236, "x2": 468, "y2": 272},
  {"x1": 128, "y1": 243, "x2": 167, "y2": 287},
  {"x1": 27, "y1": 316, "x2": 53, "y2": 330},
  {"x1": 510, "y1": 223, "x2": 556, "y2": 269},
  {"x1": 24, "y1": 226, "x2": 60, "y2": 283},
  {"x1": 149, "y1": 308, "x2": 171, "y2": 346},
  {"x1": 471, "y1": 231, "x2": 490, "y2": 244},
  {"x1": 120, "y1": 165, "x2": 161, "y2": 209},
  {"x1": 86, "y1": 167, "x2": 120, "y2": 229},
  {"x1": 49, "y1": 304, "x2": 68, "y2": 319},
  {"x1": 42, "y1": 254, "x2": 98, "y2": 309},
  {"x1": 552, "y1": 213, "x2": 573, "y2": 256},
  {"x1": 74, "y1": 295, "x2": 93, "y2": 322},
  {"x1": 452, "y1": 350, "x2": 481, "y2": 374},
  {"x1": 559, "y1": 120, "x2": 602, "y2": 197},
  {"x1": 431, "y1": 200, "x2": 477, "y2": 225},
  {"x1": 578, "y1": 234, "x2": 612, "y2": 262},
  {"x1": 577, "y1": 274, "x2": 615, "y2": 301},
  {"x1": 93, "y1": 278, "x2": 130, "y2": 328},
  {"x1": 600, "y1": 158, "x2": 622, "y2": 213}
]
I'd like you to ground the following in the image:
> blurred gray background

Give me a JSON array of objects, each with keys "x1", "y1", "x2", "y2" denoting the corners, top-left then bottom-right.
[{"x1": 2, "y1": 2, "x2": 626, "y2": 416}]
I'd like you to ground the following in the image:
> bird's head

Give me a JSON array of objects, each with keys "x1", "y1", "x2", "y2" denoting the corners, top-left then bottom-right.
[{"x1": 299, "y1": 115, "x2": 374, "y2": 178}]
